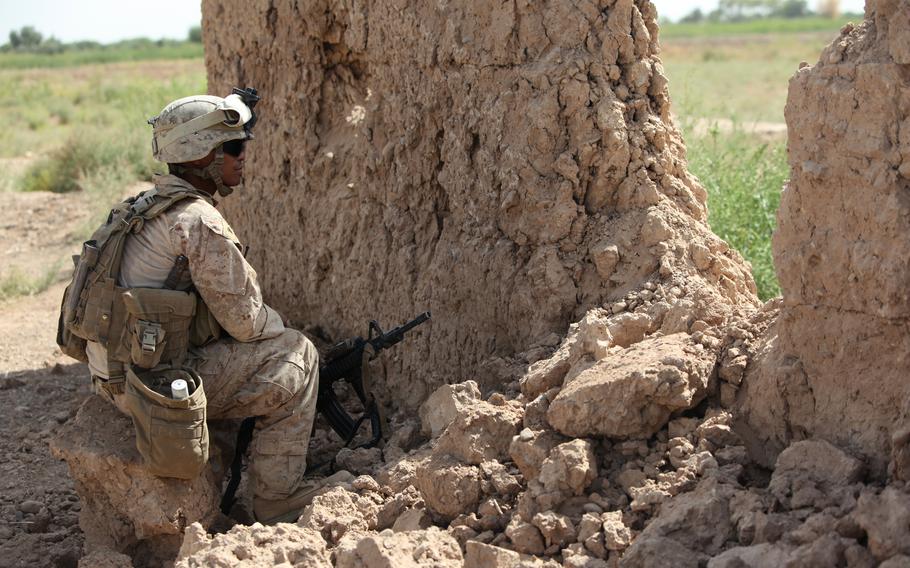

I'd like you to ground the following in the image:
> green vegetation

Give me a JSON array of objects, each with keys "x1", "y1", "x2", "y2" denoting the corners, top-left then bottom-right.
[
  {"x1": 0, "y1": 26, "x2": 203, "y2": 69},
  {"x1": 668, "y1": 0, "x2": 858, "y2": 29},
  {"x1": 0, "y1": 263, "x2": 63, "y2": 301},
  {"x1": 3, "y1": 59, "x2": 204, "y2": 200},
  {"x1": 658, "y1": 25, "x2": 837, "y2": 299},
  {"x1": 684, "y1": 126, "x2": 787, "y2": 299},
  {"x1": 0, "y1": 49, "x2": 205, "y2": 300},
  {"x1": 0, "y1": 42, "x2": 202, "y2": 69},
  {"x1": 659, "y1": 31, "x2": 827, "y2": 123},
  {"x1": 661, "y1": 15, "x2": 856, "y2": 38}
]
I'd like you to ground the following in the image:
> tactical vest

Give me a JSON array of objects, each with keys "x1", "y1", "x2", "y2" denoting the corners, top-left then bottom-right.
[{"x1": 57, "y1": 182, "x2": 222, "y2": 394}]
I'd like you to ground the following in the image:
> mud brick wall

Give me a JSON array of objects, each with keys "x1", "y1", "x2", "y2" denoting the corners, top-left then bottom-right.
[{"x1": 202, "y1": 0, "x2": 756, "y2": 409}]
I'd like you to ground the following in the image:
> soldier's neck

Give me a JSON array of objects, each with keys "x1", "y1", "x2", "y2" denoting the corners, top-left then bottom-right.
[{"x1": 176, "y1": 172, "x2": 217, "y2": 196}]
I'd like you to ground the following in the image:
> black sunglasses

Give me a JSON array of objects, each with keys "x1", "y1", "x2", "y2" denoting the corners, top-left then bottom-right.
[{"x1": 223, "y1": 139, "x2": 247, "y2": 157}]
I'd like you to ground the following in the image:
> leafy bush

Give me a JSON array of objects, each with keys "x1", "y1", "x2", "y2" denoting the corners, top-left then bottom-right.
[
  {"x1": 0, "y1": 264, "x2": 61, "y2": 301},
  {"x1": 19, "y1": 129, "x2": 161, "y2": 194},
  {"x1": 685, "y1": 127, "x2": 787, "y2": 300}
]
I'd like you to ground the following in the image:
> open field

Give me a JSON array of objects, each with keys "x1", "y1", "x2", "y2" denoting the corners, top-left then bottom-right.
[
  {"x1": 661, "y1": 30, "x2": 848, "y2": 123},
  {"x1": 1, "y1": 58, "x2": 204, "y2": 202},
  {"x1": 660, "y1": 15, "x2": 857, "y2": 39},
  {"x1": 0, "y1": 42, "x2": 202, "y2": 69}
]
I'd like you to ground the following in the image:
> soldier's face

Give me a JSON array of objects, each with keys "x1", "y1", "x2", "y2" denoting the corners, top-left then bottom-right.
[{"x1": 221, "y1": 146, "x2": 245, "y2": 187}]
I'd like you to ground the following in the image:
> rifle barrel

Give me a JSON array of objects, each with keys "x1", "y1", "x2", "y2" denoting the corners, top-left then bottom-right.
[{"x1": 371, "y1": 311, "x2": 431, "y2": 350}]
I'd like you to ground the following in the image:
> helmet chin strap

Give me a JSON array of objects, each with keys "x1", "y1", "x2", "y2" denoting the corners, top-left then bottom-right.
[{"x1": 170, "y1": 148, "x2": 233, "y2": 197}]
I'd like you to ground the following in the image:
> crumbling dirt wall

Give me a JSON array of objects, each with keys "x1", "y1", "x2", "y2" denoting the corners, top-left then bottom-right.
[
  {"x1": 736, "y1": 0, "x2": 910, "y2": 475},
  {"x1": 202, "y1": 0, "x2": 756, "y2": 408}
]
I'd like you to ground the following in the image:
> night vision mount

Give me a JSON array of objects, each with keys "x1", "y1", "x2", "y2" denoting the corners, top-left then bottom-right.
[{"x1": 232, "y1": 86, "x2": 260, "y2": 133}]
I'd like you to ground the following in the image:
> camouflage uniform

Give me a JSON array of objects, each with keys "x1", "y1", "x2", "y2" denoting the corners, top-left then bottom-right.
[{"x1": 88, "y1": 173, "x2": 317, "y2": 501}]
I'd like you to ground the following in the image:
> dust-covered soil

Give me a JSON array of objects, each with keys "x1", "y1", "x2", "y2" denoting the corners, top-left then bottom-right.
[{"x1": 0, "y1": 188, "x2": 95, "y2": 568}]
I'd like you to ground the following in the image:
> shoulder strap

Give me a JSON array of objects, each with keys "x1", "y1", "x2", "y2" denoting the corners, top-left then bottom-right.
[{"x1": 84, "y1": 185, "x2": 208, "y2": 286}]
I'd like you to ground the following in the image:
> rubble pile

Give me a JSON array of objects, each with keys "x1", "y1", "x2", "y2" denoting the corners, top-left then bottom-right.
[{"x1": 174, "y1": 369, "x2": 910, "y2": 567}]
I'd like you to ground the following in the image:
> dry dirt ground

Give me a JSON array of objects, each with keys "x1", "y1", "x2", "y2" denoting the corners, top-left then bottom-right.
[{"x1": 1, "y1": 188, "x2": 105, "y2": 568}]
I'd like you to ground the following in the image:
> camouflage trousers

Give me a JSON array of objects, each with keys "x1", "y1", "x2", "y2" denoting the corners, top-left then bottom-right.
[
  {"x1": 112, "y1": 328, "x2": 318, "y2": 502},
  {"x1": 189, "y1": 328, "x2": 319, "y2": 501}
]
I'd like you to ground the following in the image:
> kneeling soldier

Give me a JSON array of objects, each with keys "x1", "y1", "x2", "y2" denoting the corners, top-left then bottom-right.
[{"x1": 58, "y1": 89, "x2": 344, "y2": 524}]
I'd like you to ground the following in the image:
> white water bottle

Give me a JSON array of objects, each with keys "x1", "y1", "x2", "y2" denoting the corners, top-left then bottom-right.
[{"x1": 170, "y1": 379, "x2": 189, "y2": 400}]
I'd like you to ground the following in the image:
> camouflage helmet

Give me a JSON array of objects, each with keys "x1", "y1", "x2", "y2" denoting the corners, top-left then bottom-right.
[{"x1": 148, "y1": 93, "x2": 255, "y2": 164}]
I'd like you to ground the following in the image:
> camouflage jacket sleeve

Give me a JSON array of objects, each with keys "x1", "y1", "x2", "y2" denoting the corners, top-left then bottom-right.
[{"x1": 171, "y1": 206, "x2": 285, "y2": 342}]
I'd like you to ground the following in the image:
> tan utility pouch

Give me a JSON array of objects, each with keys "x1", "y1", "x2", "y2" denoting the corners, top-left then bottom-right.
[
  {"x1": 125, "y1": 367, "x2": 209, "y2": 479},
  {"x1": 122, "y1": 288, "x2": 196, "y2": 369}
]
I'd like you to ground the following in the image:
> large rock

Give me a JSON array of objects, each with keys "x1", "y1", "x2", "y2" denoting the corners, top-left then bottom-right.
[
  {"x1": 538, "y1": 439, "x2": 598, "y2": 496},
  {"x1": 298, "y1": 486, "x2": 379, "y2": 544},
  {"x1": 768, "y1": 440, "x2": 863, "y2": 510},
  {"x1": 50, "y1": 396, "x2": 220, "y2": 560},
  {"x1": 435, "y1": 399, "x2": 523, "y2": 464},
  {"x1": 853, "y1": 486, "x2": 910, "y2": 560},
  {"x1": 707, "y1": 543, "x2": 795, "y2": 568},
  {"x1": 621, "y1": 477, "x2": 736, "y2": 566},
  {"x1": 509, "y1": 428, "x2": 566, "y2": 482},
  {"x1": 419, "y1": 381, "x2": 481, "y2": 438},
  {"x1": 415, "y1": 455, "x2": 482, "y2": 521},
  {"x1": 334, "y1": 527, "x2": 463, "y2": 568},
  {"x1": 547, "y1": 333, "x2": 715, "y2": 438},
  {"x1": 519, "y1": 310, "x2": 615, "y2": 399},
  {"x1": 737, "y1": 0, "x2": 910, "y2": 475},
  {"x1": 202, "y1": 0, "x2": 757, "y2": 412},
  {"x1": 464, "y1": 541, "x2": 558, "y2": 568},
  {"x1": 176, "y1": 522, "x2": 331, "y2": 567}
]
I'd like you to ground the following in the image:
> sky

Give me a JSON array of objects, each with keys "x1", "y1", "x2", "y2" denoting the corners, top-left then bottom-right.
[
  {"x1": 0, "y1": 0, "x2": 202, "y2": 44},
  {"x1": 0, "y1": 0, "x2": 868, "y2": 44},
  {"x1": 651, "y1": 0, "x2": 866, "y2": 22}
]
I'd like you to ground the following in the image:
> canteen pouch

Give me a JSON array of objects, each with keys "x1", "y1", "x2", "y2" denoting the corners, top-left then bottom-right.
[
  {"x1": 125, "y1": 367, "x2": 208, "y2": 479},
  {"x1": 121, "y1": 288, "x2": 196, "y2": 369}
]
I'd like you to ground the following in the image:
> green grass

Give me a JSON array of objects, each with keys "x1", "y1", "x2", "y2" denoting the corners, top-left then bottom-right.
[
  {"x1": 0, "y1": 43, "x2": 203, "y2": 69},
  {"x1": 0, "y1": 263, "x2": 63, "y2": 301},
  {"x1": 683, "y1": 125, "x2": 787, "y2": 300},
  {"x1": 3, "y1": 59, "x2": 205, "y2": 196},
  {"x1": 660, "y1": 16, "x2": 858, "y2": 39},
  {"x1": 658, "y1": 27, "x2": 829, "y2": 298}
]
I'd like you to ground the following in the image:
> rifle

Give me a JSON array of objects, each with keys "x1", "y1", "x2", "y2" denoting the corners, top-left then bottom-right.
[
  {"x1": 220, "y1": 311, "x2": 431, "y2": 515},
  {"x1": 318, "y1": 311, "x2": 431, "y2": 448}
]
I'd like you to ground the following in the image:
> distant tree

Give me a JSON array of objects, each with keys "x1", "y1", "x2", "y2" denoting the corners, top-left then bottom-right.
[
  {"x1": 35, "y1": 37, "x2": 64, "y2": 54},
  {"x1": 70, "y1": 40, "x2": 102, "y2": 50},
  {"x1": 188, "y1": 26, "x2": 202, "y2": 43},
  {"x1": 771, "y1": 0, "x2": 810, "y2": 17},
  {"x1": 817, "y1": 0, "x2": 841, "y2": 17},
  {"x1": 680, "y1": 8, "x2": 705, "y2": 23},
  {"x1": 719, "y1": 0, "x2": 777, "y2": 20},
  {"x1": 9, "y1": 26, "x2": 44, "y2": 49}
]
